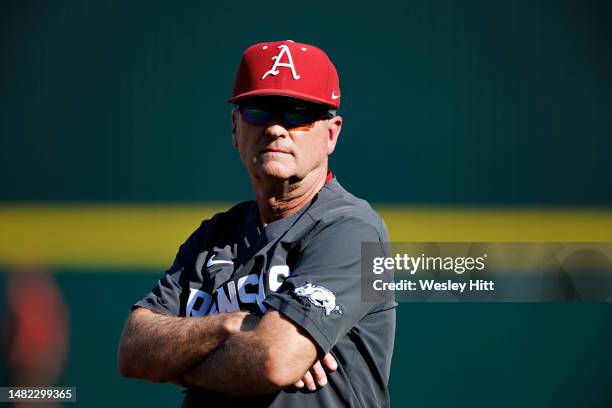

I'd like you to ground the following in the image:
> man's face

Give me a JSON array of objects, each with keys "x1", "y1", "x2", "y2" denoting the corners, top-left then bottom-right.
[{"x1": 231, "y1": 97, "x2": 342, "y2": 183}]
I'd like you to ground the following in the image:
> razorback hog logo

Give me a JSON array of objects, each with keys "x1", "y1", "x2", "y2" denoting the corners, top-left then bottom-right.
[{"x1": 294, "y1": 283, "x2": 342, "y2": 316}]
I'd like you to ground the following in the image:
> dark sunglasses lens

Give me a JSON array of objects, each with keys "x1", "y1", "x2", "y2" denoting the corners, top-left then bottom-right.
[
  {"x1": 240, "y1": 103, "x2": 330, "y2": 128},
  {"x1": 283, "y1": 112, "x2": 319, "y2": 127},
  {"x1": 241, "y1": 107, "x2": 273, "y2": 126}
]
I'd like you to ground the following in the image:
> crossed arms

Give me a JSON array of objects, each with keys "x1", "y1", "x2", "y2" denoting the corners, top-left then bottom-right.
[{"x1": 117, "y1": 307, "x2": 336, "y2": 396}]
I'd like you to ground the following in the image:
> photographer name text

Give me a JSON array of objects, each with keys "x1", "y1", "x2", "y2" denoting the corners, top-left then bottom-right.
[{"x1": 372, "y1": 279, "x2": 495, "y2": 293}]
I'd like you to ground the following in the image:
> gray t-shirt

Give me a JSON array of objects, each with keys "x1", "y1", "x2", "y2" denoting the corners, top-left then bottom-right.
[{"x1": 134, "y1": 178, "x2": 397, "y2": 407}]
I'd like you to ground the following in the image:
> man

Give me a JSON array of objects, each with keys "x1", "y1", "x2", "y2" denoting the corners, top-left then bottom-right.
[{"x1": 117, "y1": 40, "x2": 396, "y2": 407}]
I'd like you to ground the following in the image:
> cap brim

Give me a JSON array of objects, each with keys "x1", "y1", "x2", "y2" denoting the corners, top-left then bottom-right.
[{"x1": 228, "y1": 89, "x2": 338, "y2": 109}]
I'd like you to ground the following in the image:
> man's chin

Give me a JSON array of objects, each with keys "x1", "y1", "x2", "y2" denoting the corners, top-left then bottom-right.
[{"x1": 257, "y1": 163, "x2": 297, "y2": 181}]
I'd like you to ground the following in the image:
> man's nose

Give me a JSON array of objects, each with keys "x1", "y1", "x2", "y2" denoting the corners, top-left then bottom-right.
[{"x1": 265, "y1": 115, "x2": 289, "y2": 139}]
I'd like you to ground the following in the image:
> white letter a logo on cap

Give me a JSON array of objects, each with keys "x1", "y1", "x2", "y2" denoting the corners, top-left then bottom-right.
[{"x1": 261, "y1": 45, "x2": 301, "y2": 80}]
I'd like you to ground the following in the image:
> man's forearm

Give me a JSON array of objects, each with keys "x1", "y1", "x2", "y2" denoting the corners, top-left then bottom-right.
[
  {"x1": 181, "y1": 311, "x2": 318, "y2": 396},
  {"x1": 182, "y1": 331, "x2": 279, "y2": 396},
  {"x1": 117, "y1": 307, "x2": 248, "y2": 383}
]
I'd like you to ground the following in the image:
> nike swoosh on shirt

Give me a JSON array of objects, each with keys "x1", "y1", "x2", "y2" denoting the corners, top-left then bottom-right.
[{"x1": 206, "y1": 255, "x2": 234, "y2": 268}]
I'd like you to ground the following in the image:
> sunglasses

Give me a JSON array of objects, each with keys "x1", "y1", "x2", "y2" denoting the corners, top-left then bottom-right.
[{"x1": 236, "y1": 103, "x2": 335, "y2": 128}]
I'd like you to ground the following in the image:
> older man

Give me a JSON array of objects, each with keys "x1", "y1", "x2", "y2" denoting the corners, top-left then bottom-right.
[{"x1": 117, "y1": 40, "x2": 396, "y2": 407}]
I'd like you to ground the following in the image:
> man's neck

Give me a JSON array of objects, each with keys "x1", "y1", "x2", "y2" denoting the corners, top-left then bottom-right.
[{"x1": 253, "y1": 167, "x2": 329, "y2": 227}]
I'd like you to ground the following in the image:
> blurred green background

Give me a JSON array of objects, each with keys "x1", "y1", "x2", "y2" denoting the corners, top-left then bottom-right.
[{"x1": 1, "y1": 0, "x2": 612, "y2": 407}]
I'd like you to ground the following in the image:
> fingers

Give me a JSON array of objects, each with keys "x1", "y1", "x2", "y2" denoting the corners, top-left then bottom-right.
[
  {"x1": 302, "y1": 370, "x2": 317, "y2": 391},
  {"x1": 293, "y1": 354, "x2": 338, "y2": 392},
  {"x1": 322, "y1": 353, "x2": 338, "y2": 372},
  {"x1": 310, "y1": 361, "x2": 328, "y2": 388}
]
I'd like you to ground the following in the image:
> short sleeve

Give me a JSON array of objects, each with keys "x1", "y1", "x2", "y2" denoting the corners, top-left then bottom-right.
[
  {"x1": 132, "y1": 224, "x2": 204, "y2": 316},
  {"x1": 264, "y1": 217, "x2": 391, "y2": 356}
]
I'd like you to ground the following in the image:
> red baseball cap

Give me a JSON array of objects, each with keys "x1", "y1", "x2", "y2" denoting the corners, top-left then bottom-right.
[{"x1": 229, "y1": 40, "x2": 341, "y2": 109}]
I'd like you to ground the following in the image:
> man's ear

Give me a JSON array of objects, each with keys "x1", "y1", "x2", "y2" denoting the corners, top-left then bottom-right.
[
  {"x1": 231, "y1": 109, "x2": 238, "y2": 148},
  {"x1": 327, "y1": 115, "x2": 342, "y2": 155}
]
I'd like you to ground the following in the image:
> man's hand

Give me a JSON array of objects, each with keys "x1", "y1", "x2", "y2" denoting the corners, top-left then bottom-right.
[{"x1": 293, "y1": 353, "x2": 338, "y2": 391}]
